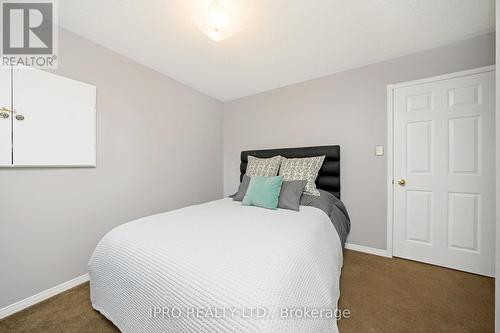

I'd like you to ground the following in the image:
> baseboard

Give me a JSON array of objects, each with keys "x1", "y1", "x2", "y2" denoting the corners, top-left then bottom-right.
[
  {"x1": 345, "y1": 242, "x2": 392, "y2": 258},
  {"x1": 0, "y1": 273, "x2": 89, "y2": 320}
]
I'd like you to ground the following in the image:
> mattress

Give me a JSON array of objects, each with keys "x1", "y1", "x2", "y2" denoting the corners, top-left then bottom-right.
[{"x1": 89, "y1": 198, "x2": 343, "y2": 333}]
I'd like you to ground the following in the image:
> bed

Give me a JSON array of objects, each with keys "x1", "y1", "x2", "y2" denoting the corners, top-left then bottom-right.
[{"x1": 89, "y1": 145, "x2": 350, "y2": 333}]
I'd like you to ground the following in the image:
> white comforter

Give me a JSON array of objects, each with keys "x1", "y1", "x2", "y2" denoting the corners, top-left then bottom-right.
[{"x1": 89, "y1": 198, "x2": 343, "y2": 333}]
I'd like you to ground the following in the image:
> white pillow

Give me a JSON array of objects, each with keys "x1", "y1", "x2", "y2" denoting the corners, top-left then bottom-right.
[
  {"x1": 246, "y1": 155, "x2": 282, "y2": 177},
  {"x1": 279, "y1": 156, "x2": 325, "y2": 196}
]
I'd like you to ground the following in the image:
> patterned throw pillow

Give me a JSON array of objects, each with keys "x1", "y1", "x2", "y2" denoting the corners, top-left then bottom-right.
[
  {"x1": 245, "y1": 155, "x2": 282, "y2": 177},
  {"x1": 279, "y1": 156, "x2": 325, "y2": 196}
]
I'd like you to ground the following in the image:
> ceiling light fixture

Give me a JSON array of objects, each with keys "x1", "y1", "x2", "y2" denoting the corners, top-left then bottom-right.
[{"x1": 203, "y1": 0, "x2": 229, "y2": 42}]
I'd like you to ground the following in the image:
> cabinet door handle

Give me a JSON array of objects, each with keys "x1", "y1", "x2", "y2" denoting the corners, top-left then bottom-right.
[
  {"x1": 0, "y1": 107, "x2": 15, "y2": 113},
  {"x1": 15, "y1": 114, "x2": 24, "y2": 121},
  {"x1": 0, "y1": 112, "x2": 9, "y2": 119}
]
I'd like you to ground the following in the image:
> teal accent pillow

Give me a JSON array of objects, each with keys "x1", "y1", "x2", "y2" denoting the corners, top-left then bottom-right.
[{"x1": 242, "y1": 176, "x2": 284, "y2": 210}]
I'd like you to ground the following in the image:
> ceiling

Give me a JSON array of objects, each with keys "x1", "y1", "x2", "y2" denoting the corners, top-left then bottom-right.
[{"x1": 59, "y1": 0, "x2": 495, "y2": 101}]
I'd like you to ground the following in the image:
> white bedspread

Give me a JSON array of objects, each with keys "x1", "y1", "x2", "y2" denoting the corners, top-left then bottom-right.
[{"x1": 89, "y1": 198, "x2": 343, "y2": 333}]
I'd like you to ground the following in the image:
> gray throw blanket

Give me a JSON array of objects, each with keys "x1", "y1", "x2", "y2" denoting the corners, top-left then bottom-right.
[{"x1": 300, "y1": 189, "x2": 351, "y2": 247}]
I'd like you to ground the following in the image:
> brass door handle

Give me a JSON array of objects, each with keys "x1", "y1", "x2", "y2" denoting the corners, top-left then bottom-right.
[{"x1": 397, "y1": 179, "x2": 406, "y2": 186}]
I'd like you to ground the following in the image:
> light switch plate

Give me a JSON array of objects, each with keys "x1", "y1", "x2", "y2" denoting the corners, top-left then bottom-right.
[{"x1": 375, "y1": 145, "x2": 384, "y2": 156}]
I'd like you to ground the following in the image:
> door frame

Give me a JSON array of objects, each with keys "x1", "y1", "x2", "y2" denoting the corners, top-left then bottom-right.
[{"x1": 385, "y1": 65, "x2": 496, "y2": 257}]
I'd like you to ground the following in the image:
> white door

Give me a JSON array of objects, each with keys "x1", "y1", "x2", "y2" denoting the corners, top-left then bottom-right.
[
  {"x1": 392, "y1": 68, "x2": 495, "y2": 277},
  {"x1": 0, "y1": 68, "x2": 11, "y2": 166},
  {"x1": 12, "y1": 67, "x2": 96, "y2": 166}
]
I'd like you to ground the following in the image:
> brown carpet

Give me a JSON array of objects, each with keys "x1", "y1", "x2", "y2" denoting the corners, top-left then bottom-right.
[{"x1": 0, "y1": 250, "x2": 494, "y2": 333}]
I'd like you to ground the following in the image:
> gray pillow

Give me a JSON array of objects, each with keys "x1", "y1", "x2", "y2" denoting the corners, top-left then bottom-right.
[
  {"x1": 232, "y1": 175, "x2": 251, "y2": 201},
  {"x1": 278, "y1": 180, "x2": 307, "y2": 211}
]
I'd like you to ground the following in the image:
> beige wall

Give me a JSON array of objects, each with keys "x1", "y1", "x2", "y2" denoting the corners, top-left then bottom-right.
[
  {"x1": 223, "y1": 33, "x2": 495, "y2": 250},
  {"x1": 0, "y1": 28, "x2": 223, "y2": 308},
  {"x1": 0, "y1": 29, "x2": 495, "y2": 311}
]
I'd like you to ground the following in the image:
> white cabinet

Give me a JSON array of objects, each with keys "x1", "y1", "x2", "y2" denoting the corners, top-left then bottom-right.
[
  {"x1": 0, "y1": 68, "x2": 11, "y2": 166},
  {"x1": 0, "y1": 67, "x2": 96, "y2": 167}
]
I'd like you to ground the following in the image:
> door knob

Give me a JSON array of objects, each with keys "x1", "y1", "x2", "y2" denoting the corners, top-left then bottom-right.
[
  {"x1": 397, "y1": 179, "x2": 406, "y2": 186},
  {"x1": 15, "y1": 114, "x2": 24, "y2": 121},
  {"x1": 0, "y1": 112, "x2": 8, "y2": 119}
]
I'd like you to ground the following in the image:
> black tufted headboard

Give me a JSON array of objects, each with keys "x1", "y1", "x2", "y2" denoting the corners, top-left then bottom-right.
[{"x1": 240, "y1": 145, "x2": 341, "y2": 199}]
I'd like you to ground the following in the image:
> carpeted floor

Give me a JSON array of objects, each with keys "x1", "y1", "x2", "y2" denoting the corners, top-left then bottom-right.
[{"x1": 0, "y1": 250, "x2": 494, "y2": 332}]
